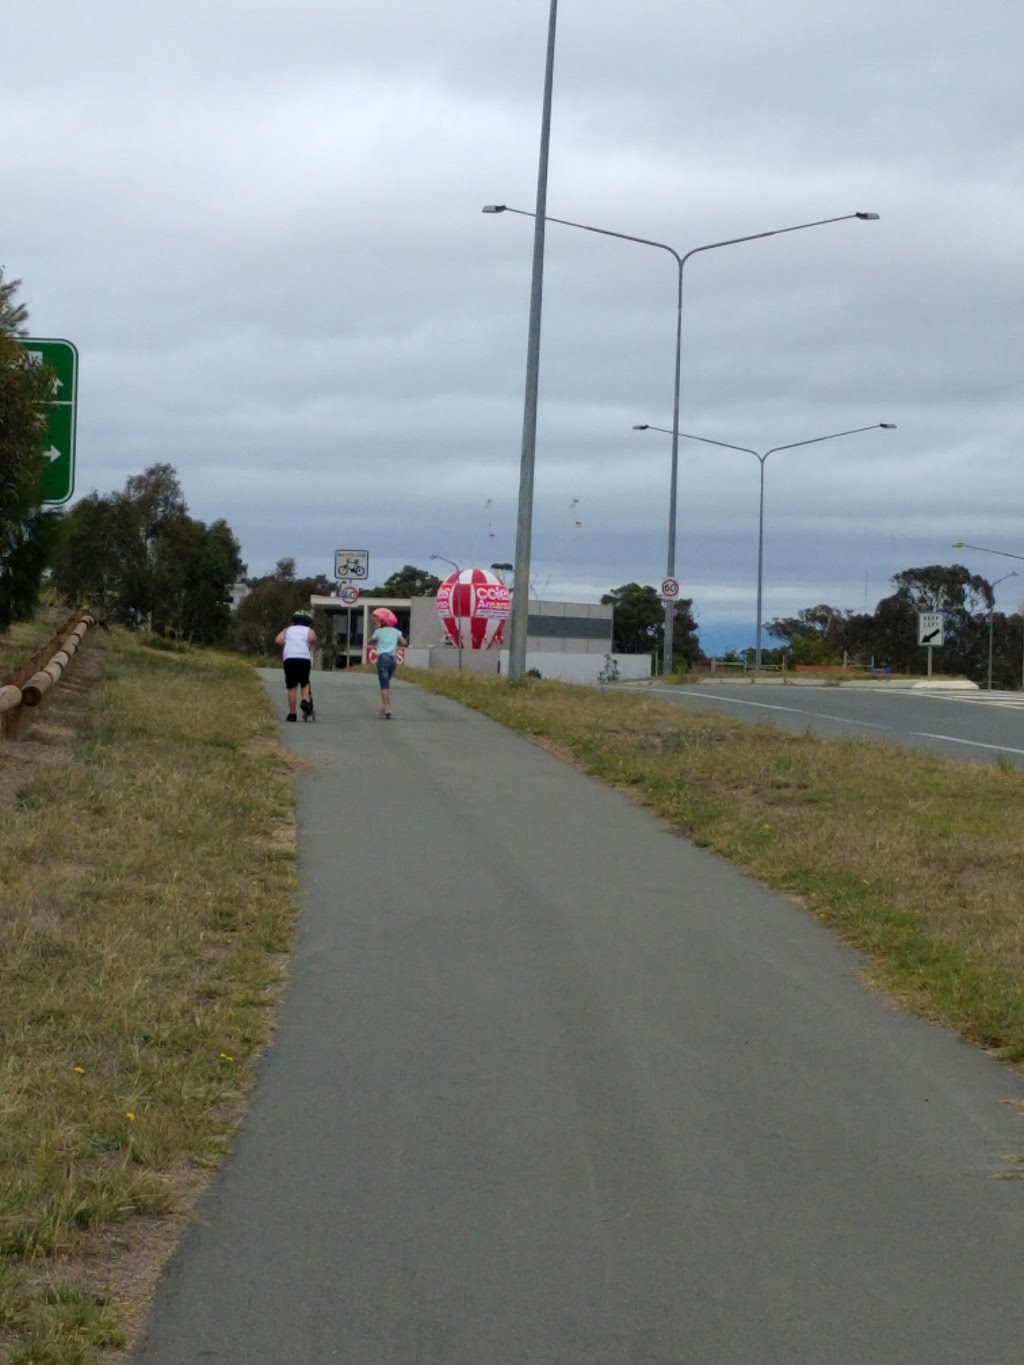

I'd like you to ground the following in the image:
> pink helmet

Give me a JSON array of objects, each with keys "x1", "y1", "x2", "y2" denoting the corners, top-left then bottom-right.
[{"x1": 372, "y1": 608, "x2": 399, "y2": 626}]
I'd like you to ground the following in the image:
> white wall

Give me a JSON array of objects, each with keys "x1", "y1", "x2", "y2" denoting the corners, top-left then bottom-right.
[{"x1": 498, "y1": 652, "x2": 652, "y2": 684}]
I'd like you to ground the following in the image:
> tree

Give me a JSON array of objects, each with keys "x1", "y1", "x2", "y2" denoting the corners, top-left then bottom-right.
[
  {"x1": 770, "y1": 563, "x2": 1022, "y2": 686},
  {"x1": 765, "y1": 604, "x2": 849, "y2": 665},
  {"x1": 868, "y1": 564, "x2": 993, "y2": 676},
  {"x1": 0, "y1": 268, "x2": 57, "y2": 629},
  {"x1": 0, "y1": 269, "x2": 30, "y2": 334},
  {"x1": 601, "y1": 582, "x2": 700, "y2": 666},
  {"x1": 890, "y1": 564, "x2": 991, "y2": 615},
  {"x1": 151, "y1": 513, "x2": 243, "y2": 642},
  {"x1": 230, "y1": 560, "x2": 332, "y2": 656},
  {"x1": 366, "y1": 565, "x2": 442, "y2": 597},
  {"x1": 125, "y1": 462, "x2": 188, "y2": 536},
  {"x1": 50, "y1": 464, "x2": 243, "y2": 642}
]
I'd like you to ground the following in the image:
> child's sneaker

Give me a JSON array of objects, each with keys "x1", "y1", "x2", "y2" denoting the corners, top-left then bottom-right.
[{"x1": 286, "y1": 713, "x2": 297, "y2": 722}]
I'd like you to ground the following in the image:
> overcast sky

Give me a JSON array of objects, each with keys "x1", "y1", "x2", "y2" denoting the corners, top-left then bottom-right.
[{"x1": 6, "y1": 0, "x2": 1022, "y2": 650}]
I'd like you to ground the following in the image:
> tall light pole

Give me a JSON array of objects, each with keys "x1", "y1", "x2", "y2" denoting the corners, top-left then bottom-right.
[
  {"x1": 484, "y1": 202, "x2": 880, "y2": 675},
  {"x1": 953, "y1": 544, "x2": 1024, "y2": 691},
  {"x1": 429, "y1": 554, "x2": 463, "y2": 673},
  {"x1": 636, "y1": 423, "x2": 896, "y2": 671},
  {"x1": 986, "y1": 570, "x2": 1018, "y2": 691},
  {"x1": 500, "y1": 0, "x2": 559, "y2": 683}
]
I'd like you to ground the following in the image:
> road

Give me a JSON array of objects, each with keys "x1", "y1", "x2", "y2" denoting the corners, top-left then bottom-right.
[
  {"x1": 641, "y1": 681, "x2": 1024, "y2": 767},
  {"x1": 133, "y1": 671, "x2": 1024, "y2": 1364}
]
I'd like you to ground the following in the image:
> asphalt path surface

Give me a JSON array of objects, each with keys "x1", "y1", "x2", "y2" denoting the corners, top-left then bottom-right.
[
  {"x1": 642, "y1": 681, "x2": 1024, "y2": 767},
  {"x1": 133, "y1": 671, "x2": 1024, "y2": 1364}
]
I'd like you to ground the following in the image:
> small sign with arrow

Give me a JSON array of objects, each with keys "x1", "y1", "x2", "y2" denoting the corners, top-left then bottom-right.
[{"x1": 918, "y1": 611, "x2": 944, "y2": 647}]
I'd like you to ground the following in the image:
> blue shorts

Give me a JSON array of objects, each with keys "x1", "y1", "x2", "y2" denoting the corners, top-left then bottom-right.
[{"x1": 376, "y1": 653, "x2": 397, "y2": 687}]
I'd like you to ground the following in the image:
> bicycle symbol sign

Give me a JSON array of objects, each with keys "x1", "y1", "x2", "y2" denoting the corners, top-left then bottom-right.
[
  {"x1": 335, "y1": 549, "x2": 369, "y2": 581},
  {"x1": 661, "y1": 577, "x2": 680, "y2": 600}
]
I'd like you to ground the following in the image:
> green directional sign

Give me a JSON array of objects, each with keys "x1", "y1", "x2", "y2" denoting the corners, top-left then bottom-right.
[{"x1": 19, "y1": 338, "x2": 78, "y2": 505}]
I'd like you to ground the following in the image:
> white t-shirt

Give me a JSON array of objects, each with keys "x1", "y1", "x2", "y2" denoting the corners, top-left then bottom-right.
[{"x1": 282, "y1": 625, "x2": 313, "y2": 660}]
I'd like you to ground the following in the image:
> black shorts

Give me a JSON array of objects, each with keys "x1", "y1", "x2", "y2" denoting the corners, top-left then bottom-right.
[{"x1": 283, "y1": 657, "x2": 311, "y2": 689}]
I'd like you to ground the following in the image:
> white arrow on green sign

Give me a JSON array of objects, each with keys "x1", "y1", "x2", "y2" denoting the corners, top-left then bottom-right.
[{"x1": 19, "y1": 338, "x2": 79, "y2": 505}]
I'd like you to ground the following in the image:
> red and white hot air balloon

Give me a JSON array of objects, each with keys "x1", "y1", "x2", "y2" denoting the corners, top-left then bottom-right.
[{"x1": 435, "y1": 568, "x2": 511, "y2": 650}]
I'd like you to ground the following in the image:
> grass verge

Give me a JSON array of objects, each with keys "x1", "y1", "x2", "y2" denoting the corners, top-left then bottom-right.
[
  {"x1": 0, "y1": 632, "x2": 299, "y2": 1363},
  {"x1": 0, "y1": 600, "x2": 73, "y2": 678},
  {"x1": 409, "y1": 671, "x2": 1024, "y2": 1065}
]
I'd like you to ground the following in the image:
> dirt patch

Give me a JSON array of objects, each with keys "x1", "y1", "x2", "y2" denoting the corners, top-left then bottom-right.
[{"x1": 80, "y1": 1172, "x2": 209, "y2": 1362}]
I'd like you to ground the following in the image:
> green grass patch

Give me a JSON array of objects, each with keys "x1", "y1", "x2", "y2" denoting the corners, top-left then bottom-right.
[
  {"x1": 0, "y1": 632, "x2": 299, "y2": 1362},
  {"x1": 408, "y1": 671, "x2": 1024, "y2": 1063}
]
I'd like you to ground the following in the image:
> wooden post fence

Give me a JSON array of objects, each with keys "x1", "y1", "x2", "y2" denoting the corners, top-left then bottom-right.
[{"x1": 0, "y1": 611, "x2": 95, "y2": 740}]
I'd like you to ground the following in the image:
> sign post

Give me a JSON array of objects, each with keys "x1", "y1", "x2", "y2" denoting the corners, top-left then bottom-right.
[
  {"x1": 19, "y1": 339, "x2": 78, "y2": 505},
  {"x1": 918, "y1": 611, "x2": 944, "y2": 679}
]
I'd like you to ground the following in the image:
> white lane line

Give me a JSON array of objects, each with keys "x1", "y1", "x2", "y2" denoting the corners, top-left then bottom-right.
[
  {"x1": 912, "y1": 732, "x2": 1024, "y2": 757},
  {"x1": 666, "y1": 690, "x2": 888, "y2": 729},
  {"x1": 878, "y1": 689, "x2": 1024, "y2": 709},
  {"x1": 667, "y1": 690, "x2": 807, "y2": 716}
]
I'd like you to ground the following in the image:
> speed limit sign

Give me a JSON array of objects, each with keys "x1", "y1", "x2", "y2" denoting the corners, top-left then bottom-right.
[{"x1": 661, "y1": 577, "x2": 680, "y2": 600}]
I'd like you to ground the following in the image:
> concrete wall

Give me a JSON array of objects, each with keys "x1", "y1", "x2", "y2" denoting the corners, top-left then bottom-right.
[
  {"x1": 502, "y1": 652, "x2": 650, "y2": 683},
  {"x1": 423, "y1": 648, "x2": 649, "y2": 682},
  {"x1": 402, "y1": 648, "x2": 431, "y2": 669},
  {"x1": 427, "y1": 645, "x2": 501, "y2": 674},
  {"x1": 525, "y1": 600, "x2": 613, "y2": 654},
  {"x1": 410, "y1": 597, "x2": 449, "y2": 649}
]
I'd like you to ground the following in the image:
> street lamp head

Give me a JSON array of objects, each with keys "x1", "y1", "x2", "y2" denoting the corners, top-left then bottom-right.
[
  {"x1": 632, "y1": 424, "x2": 650, "y2": 430},
  {"x1": 855, "y1": 212, "x2": 881, "y2": 220},
  {"x1": 481, "y1": 204, "x2": 507, "y2": 214},
  {"x1": 880, "y1": 422, "x2": 897, "y2": 429}
]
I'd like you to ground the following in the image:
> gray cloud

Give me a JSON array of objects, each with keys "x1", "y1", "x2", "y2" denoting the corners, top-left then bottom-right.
[{"x1": 5, "y1": 0, "x2": 1022, "y2": 652}]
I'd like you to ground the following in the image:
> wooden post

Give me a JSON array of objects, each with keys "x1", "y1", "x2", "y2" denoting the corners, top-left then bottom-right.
[{"x1": 0, "y1": 610, "x2": 94, "y2": 739}]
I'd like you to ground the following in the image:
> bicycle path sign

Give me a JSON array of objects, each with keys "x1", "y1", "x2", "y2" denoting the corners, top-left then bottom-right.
[{"x1": 19, "y1": 338, "x2": 78, "y2": 505}]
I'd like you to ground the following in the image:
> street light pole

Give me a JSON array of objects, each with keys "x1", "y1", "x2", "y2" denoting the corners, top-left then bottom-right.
[
  {"x1": 636, "y1": 423, "x2": 896, "y2": 671},
  {"x1": 429, "y1": 554, "x2": 463, "y2": 673},
  {"x1": 986, "y1": 571, "x2": 1018, "y2": 691},
  {"x1": 485, "y1": 203, "x2": 880, "y2": 675}
]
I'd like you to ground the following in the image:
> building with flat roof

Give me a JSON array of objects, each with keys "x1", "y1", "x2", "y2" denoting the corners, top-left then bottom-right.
[{"x1": 309, "y1": 593, "x2": 652, "y2": 683}]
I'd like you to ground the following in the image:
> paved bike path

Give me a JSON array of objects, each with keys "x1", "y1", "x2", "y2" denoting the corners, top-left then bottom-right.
[{"x1": 134, "y1": 671, "x2": 1024, "y2": 1363}]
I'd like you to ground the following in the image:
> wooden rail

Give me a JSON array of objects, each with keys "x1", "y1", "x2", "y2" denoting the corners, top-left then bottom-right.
[{"x1": 0, "y1": 611, "x2": 95, "y2": 739}]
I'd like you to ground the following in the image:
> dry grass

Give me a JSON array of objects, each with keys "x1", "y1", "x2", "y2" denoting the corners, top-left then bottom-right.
[
  {"x1": 409, "y1": 671, "x2": 1024, "y2": 1063},
  {"x1": 0, "y1": 633, "x2": 298, "y2": 1363},
  {"x1": 0, "y1": 601, "x2": 72, "y2": 679}
]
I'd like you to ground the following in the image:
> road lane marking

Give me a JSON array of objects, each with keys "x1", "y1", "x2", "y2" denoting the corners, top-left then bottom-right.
[
  {"x1": 911, "y1": 732, "x2": 1024, "y2": 757},
  {"x1": 876, "y1": 688, "x2": 1024, "y2": 709},
  {"x1": 664, "y1": 690, "x2": 888, "y2": 729}
]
